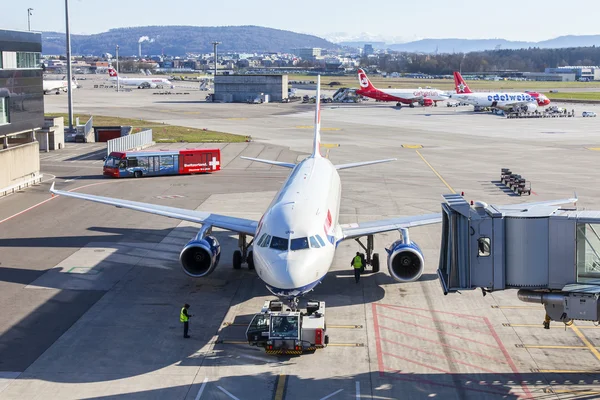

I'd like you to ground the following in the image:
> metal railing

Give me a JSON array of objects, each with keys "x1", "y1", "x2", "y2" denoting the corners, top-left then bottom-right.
[
  {"x1": 0, "y1": 172, "x2": 43, "y2": 197},
  {"x1": 107, "y1": 129, "x2": 153, "y2": 156}
]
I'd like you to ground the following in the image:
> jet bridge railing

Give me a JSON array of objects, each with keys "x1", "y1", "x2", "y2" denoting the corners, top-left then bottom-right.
[{"x1": 437, "y1": 194, "x2": 600, "y2": 324}]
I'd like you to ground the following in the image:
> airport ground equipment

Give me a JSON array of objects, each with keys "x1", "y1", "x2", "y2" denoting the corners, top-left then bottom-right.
[
  {"x1": 500, "y1": 169, "x2": 531, "y2": 196},
  {"x1": 246, "y1": 300, "x2": 328, "y2": 355},
  {"x1": 437, "y1": 194, "x2": 600, "y2": 328}
]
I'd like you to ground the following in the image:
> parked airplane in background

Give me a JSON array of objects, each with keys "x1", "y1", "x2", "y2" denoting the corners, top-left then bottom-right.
[
  {"x1": 50, "y1": 76, "x2": 443, "y2": 303},
  {"x1": 450, "y1": 71, "x2": 551, "y2": 113},
  {"x1": 108, "y1": 68, "x2": 172, "y2": 89},
  {"x1": 43, "y1": 78, "x2": 77, "y2": 95},
  {"x1": 356, "y1": 69, "x2": 448, "y2": 107}
]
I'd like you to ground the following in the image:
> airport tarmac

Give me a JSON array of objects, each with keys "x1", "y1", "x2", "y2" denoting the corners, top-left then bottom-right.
[{"x1": 1, "y1": 83, "x2": 599, "y2": 399}]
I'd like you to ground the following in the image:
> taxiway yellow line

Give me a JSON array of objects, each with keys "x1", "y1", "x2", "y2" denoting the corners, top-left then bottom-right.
[
  {"x1": 536, "y1": 369, "x2": 600, "y2": 374},
  {"x1": 549, "y1": 389, "x2": 600, "y2": 395},
  {"x1": 274, "y1": 374, "x2": 287, "y2": 400},
  {"x1": 520, "y1": 345, "x2": 592, "y2": 350},
  {"x1": 571, "y1": 324, "x2": 600, "y2": 362},
  {"x1": 504, "y1": 323, "x2": 597, "y2": 329},
  {"x1": 415, "y1": 150, "x2": 456, "y2": 194}
]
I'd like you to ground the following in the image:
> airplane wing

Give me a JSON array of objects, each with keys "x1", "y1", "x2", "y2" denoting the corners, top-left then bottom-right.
[
  {"x1": 335, "y1": 158, "x2": 397, "y2": 170},
  {"x1": 339, "y1": 213, "x2": 441, "y2": 241},
  {"x1": 240, "y1": 156, "x2": 295, "y2": 168},
  {"x1": 50, "y1": 183, "x2": 258, "y2": 235},
  {"x1": 495, "y1": 194, "x2": 577, "y2": 211}
]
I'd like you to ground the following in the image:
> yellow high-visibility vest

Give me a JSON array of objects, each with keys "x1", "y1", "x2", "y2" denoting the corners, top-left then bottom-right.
[
  {"x1": 353, "y1": 255, "x2": 363, "y2": 269},
  {"x1": 180, "y1": 307, "x2": 189, "y2": 322}
]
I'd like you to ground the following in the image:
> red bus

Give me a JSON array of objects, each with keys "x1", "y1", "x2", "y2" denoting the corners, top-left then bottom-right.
[{"x1": 103, "y1": 148, "x2": 221, "y2": 178}]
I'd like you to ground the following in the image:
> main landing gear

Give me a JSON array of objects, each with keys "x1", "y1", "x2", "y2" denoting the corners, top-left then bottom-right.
[
  {"x1": 396, "y1": 102, "x2": 402, "y2": 108},
  {"x1": 233, "y1": 233, "x2": 254, "y2": 270},
  {"x1": 354, "y1": 235, "x2": 380, "y2": 274}
]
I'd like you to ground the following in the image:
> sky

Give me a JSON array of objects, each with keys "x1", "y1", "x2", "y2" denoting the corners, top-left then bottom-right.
[{"x1": 4, "y1": 0, "x2": 600, "y2": 43}]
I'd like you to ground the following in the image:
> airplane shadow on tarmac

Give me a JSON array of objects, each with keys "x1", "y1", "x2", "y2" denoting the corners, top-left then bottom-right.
[
  {"x1": 0, "y1": 225, "x2": 396, "y2": 383},
  {"x1": 40, "y1": 371, "x2": 600, "y2": 400}
]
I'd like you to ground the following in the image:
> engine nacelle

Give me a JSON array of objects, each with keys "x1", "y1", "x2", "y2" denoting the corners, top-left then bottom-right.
[
  {"x1": 422, "y1": 98, "x2": 434, "y2": 107},
  {"x1": 525, "y1": 103, "x2": 537, "y2": 112},
  {"x1": 179, "y1": 235, "x2": 221, "y2": 277},
  {"x1": 386, "y1": 238, "x2": 425, "y2": 282}
]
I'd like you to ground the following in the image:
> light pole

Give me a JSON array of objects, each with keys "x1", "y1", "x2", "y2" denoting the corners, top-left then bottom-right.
[
  {"x1": 27, "y1": 8, "x2": 33, "y2": 31},
  {"x1": 65, "y1": 0, "x2": 74, "y2": 132},
  {"x1": 212, "y1": 41, "x2": 220, "y2": 77},
  {"x1": 116, "y1": 45, "x2": 120, "y2": 92},
  {"x1": 459, "y1": 53, "x2": 466, "y2": 75}
]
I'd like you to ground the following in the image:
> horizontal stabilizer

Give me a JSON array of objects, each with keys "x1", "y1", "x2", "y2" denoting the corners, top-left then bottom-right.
[
  {"x1": 240, "y1": 156, "x2": 296, "y2": 168},
  {"x1": 335, "y1": 158, "x2": 396, "y2": 170}
]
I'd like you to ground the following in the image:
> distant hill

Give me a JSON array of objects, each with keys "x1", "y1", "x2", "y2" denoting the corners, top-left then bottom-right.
[
  {"x1": 42, "y1": 25, "x2": 338, "y2": 56},
  {"x1": 387, "y1": 35, "x2": 600, "y2": 53}
]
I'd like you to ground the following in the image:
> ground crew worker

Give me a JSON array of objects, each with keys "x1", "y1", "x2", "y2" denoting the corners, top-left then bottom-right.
[
  {"x1": 181, "y1": 304, "x2": 192, "y2": 338},
  {"x1": 351, "y1": 252, "x2": 363, "y2": 283},
  {"x1": 543, "y1": 313, "x2": 551, "y2": 330}
]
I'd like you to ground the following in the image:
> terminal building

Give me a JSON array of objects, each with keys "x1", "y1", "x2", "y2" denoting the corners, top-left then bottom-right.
[
  {"x1": 544, "y1": 66, "x2": 600, "y2": 81},
  {"x1": 213, "y1": 74, "x2": 288, "y2": 103},
  {"x1": 0, "y1": 29, "x2": 44, "y2": 191}
]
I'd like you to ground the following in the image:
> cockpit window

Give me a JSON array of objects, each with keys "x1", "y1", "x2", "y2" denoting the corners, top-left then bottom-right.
[
  {"x1": 290, "y1": 237, "x2": 309, "y2": 251},
  {"x1": 315, "y1": 235, "x2": 326, "y2": 246},
  {"x1": 309, "y1": 236, "x2": 320, "y2": 248},
  {"x1": 270, "y1": 236, "x2": 288, "y2": 251},
  {"x1": 257, "y1": 233, "x2": 267, "y2": 247}
]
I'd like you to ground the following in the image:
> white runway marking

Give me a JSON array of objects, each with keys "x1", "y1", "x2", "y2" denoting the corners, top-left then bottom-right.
[
  {"x1": 217, "y1": 386, "x2": 240, "y2": 400},
  {"x1": 320, "y1": 389, "x2": 343, "y2": 400},
  {"x1": 194, "y1": 376, "x2": 208, "y2": 400}
]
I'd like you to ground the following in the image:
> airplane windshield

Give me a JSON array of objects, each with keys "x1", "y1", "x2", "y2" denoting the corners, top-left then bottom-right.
[
  {"x1": 270, "y1": 236, "x2": 288, "y2": 251},
  {"x1": 290, "y1": 237, "x2": 309, "y2": 251}
]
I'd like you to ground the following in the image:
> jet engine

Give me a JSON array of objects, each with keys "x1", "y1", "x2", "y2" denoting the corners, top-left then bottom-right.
[
  {"x1": 179, "y1": 235, "x2": 221, "y2": 277},
  {"x1": 386, "y1": 234, "x2": 424, "y2": 282},
  {"x1": 422, "y1": 98, "x2": 434, "y2": 107},
  {"x1": 515, "y1": 103, "x2": 537, "y2": 113}
]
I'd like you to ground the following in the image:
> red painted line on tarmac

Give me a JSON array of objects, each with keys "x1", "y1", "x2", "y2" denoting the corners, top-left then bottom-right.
[
  {"x1": 379, "y1": 325, "x2": 507, "y2": 364},
  {"x1": 0, "y1": 181, "x2": 115, "y2": 226},
  {"x1": 379, "y1": 313, "x2": 499, "y2": 349},
  {"x1": 483, "y1": 317, "x2": 532, "y2": 399},
  {"x1": 371, "y1": 303, "x2": 385, "y2": 377},
  {"x1": 383, "y1": 368, "x2": 514, "y2": 397},
  {"x1": 381, "y1": 338, "x2": 500, "y2": 374},
  {"x1": 383, "y1": 352, "x2": 450, "y2": 373},
  {"x1": 378, "y1": 304, "x2": 493, "y2": 336},
  {"x1": 531, "y1": 191, "x2": 538, "y2": 196},
  {"x1": 379, "y1": 303, "x2": 482, "y2": 322}
]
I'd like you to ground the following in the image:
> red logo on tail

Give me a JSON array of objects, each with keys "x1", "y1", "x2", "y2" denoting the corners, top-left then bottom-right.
[
  {"x1": 357, "y1": 69, "x2": 374, "y2": 90},
  {"x1": 108, "y1": 68, "x2": 118, "y2": 77}
]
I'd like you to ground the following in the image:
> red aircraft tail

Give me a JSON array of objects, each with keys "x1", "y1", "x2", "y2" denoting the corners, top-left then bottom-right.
[
  {"x1": 453, "y1": 71, "x2": 472, "y2": 94},
  {"x1": 108, "y1": 68, "x2": 118, "y2": 77},
  {"x1": 357, "y1": 69, "x2": 376, "y2": 91}
]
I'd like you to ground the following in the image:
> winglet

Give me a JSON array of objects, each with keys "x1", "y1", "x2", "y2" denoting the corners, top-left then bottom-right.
[
  {"x1": 312, "y1": 75, "x2": 322, "y2": 158},
  {"x1": 574, "y1": 191, "x2": 578, "y2": 206},
  {"x1": 50, "y1": 182, "x2": 56, "y2": 197}
]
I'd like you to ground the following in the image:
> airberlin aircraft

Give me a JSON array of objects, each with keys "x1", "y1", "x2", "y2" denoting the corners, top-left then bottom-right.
[
  {"x1": 355, "y1": 69, "x2": 448, "y2": 107},
  {"x1": 450, "y1": 71, "x2": 550, "y2": 113}
]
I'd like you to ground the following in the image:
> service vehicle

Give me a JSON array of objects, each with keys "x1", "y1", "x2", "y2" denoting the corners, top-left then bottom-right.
[
  {"x1": 103, "y1": 148, "x2": 221, "y2": 178},
  {"x1": 246, "y1": 300, "x2": 328, "y2": 355},
  {"x1": 582, "y1": 111, "x2": 597, "y2": 117}
]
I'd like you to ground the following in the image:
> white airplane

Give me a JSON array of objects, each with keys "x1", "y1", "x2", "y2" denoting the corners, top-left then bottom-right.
[
  {"x1": 50, "y1": 76, "x2": 442, "y2": 301},
  {"x1": 356, "y1": 69, "x2": 449, "y2": 107},
  {"x1": 43, "y1": 78, "x2": 77, "y2": 95},
  {"x1": 108, "y1": 67, "x2": 171, "y2": 89},
  {"x1": 450, "y1": 71, "x2": 551, "y2": 113}
]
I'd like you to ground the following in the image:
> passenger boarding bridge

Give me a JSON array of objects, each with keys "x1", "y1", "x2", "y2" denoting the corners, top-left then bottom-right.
[{"x1": 438, "y1": 194, "x2": 600, "y2": 326}]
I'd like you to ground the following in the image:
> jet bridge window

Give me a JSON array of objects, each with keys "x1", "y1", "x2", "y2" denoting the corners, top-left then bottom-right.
[
  {"x1": 270, "y1": 236, "x2": 288, "y2": 251},
  {"x1": 576, "y1": 223, "x2": 600, "y2": 284},
  {"x1": 290, "y1": 237, "x2": 309, "y2": 251},
  {"x1": 478, "y1": 237, "x2": 491, "y2": 257}
]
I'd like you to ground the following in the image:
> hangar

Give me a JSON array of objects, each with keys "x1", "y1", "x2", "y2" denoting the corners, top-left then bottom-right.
[
  {"x1": 0, "y1": 29, "x2": 44, "y2": 192},
  {"x1": 213, "y1": 74, "x2": 288, "y2": 103}
]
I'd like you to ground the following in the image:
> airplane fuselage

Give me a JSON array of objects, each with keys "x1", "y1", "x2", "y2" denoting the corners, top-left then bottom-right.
[
  {"x1": 357, "y1": 88, "x2": 447, "y2": 104},
  {"x1": 451, "y1": 92, "x2": 550, "y2": 110},
  {"x1": 109, "y1": 77, "x2": 171, "y2": 87},
  {"x1": 252, "y1": 156, "x2": 341, "y2": 297}
]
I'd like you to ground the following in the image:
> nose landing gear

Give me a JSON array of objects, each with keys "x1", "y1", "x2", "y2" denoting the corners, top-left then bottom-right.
[
  {"x1": 354, "y1": 234, "x2": 380, "y2": 273},
  {"x1": 233, "y1": 233, "x2": 254, "y2": 270}
]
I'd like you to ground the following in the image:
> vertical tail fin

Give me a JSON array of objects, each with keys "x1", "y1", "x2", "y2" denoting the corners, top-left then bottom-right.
[
  {"x1": 312, "y1": 75, "x2": 322, "y2": 158},
  {"x1": 453, "y1": 71, "x2": 472, "y2": 94},
  {"x1": 357, "y1": 69, "x2": 376, "y2": 91},
  {"x1": 108, "y1": 67, "x2": 118, "y2": 77}
]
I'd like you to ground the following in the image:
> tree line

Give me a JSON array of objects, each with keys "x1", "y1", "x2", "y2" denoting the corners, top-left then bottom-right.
[{"x1": 363, "y1": 46, "x2": 600, "y2": 75}]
